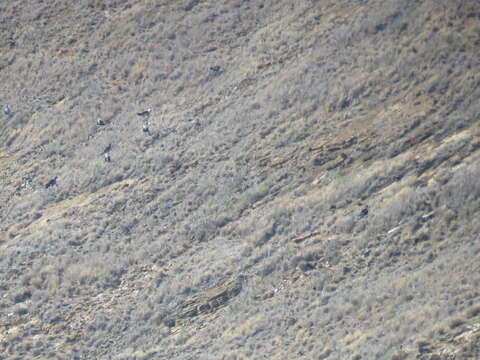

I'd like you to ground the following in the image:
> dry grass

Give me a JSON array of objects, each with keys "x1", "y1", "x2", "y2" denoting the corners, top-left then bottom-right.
[{"x1": 1, "y1": 0, "x2": 480, "y2": 358}]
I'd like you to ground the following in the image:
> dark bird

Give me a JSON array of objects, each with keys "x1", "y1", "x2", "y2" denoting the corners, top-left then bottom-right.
[
  {"x1": 45, "y1": 176, "x2": 58, "y2": 189},
  {"x1": 359, "y1": 207, "x2": 369, "y2": 217},
  {"x1": 102, "y1": 143, "x2": 112, "y2": 154},
  {"x1": 137, "y1": 108, "x2": 152, "y2": 117},
  {"x1": 3, "y1": 105, "x2": 12, "y2": 116},
  {"x1": 96, "y1": 118, "x2": 105, "y2": 126},
  {"x1": 143, "y1": 122, "x2": 150, "y2": 134},
  {"x1": 210, "y1": 65, "x2": 221, "y2": 73}
]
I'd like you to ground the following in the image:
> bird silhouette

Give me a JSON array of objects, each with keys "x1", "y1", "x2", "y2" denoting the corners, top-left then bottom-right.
[
  {"x1": 3, "y1": 105, "x2": 12, "y2": 116},
  {"x1": 103, "y1": 143, "x2": 112, "y2": 154},
  {"x1": 45, "y1": 176, "x2": 58, "y2": 189},
  {"x1": 137, "y1": 108, "x2": 152, "y2": 117}
]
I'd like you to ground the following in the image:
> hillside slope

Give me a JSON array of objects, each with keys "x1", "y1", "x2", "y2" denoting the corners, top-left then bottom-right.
[{"x1": 1, "y1": 0, "x2": 480, "y2": 359}]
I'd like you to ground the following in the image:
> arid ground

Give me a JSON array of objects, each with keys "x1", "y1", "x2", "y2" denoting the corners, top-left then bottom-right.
[{"x1": 1, "y1": 0, "x2": 479, "y2": 359}]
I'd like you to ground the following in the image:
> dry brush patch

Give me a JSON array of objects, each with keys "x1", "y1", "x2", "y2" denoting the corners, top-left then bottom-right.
[{"x1": 1, "y1": 0, "x2": 480, "y2": 358}]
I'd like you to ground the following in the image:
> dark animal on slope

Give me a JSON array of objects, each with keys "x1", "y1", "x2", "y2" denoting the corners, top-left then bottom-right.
[
  {"x1": 3, "y1": 105, "x2": 12, "y2": 116},
  {"x1": 96, "y1": 118, "x2": 105, "y2": 126},
  {"x1": 359, "y1": 207, "x2": 369, "y2": 217},
  {"x1": 45, "y1": 176, "x2": 58, "y2": 189},
  {"x1": 137, "y1": 108, "x2": 151, "y2": 117},
  {"x1": 103, "y1": 143, "x2": 112, "y2": 154}
]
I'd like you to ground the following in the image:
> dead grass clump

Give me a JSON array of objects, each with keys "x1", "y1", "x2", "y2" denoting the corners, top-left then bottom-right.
[
  {"x1": 238, "y1": 179, "x2": 274, "y2": 210},
  {"x1": 185, "y1": 213, "x2": 218, "y2": 242},
  {"x1": 442, "y1": 161, "x2": 480, "y2": 210},
  {"x1": 10, "y1": 289, "x2": 31, "y2": 304},
  {"x1": 448, "y1": 317, "x2": 466, "y2": 330},
  {"x1": 466, "y1": 306, "x2": 480, "y2": 319}
]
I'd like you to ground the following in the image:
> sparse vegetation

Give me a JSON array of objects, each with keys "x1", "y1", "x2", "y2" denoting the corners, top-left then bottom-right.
[{"x1": 1, "y1": 0, "x2": 480, "y2": 359}]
